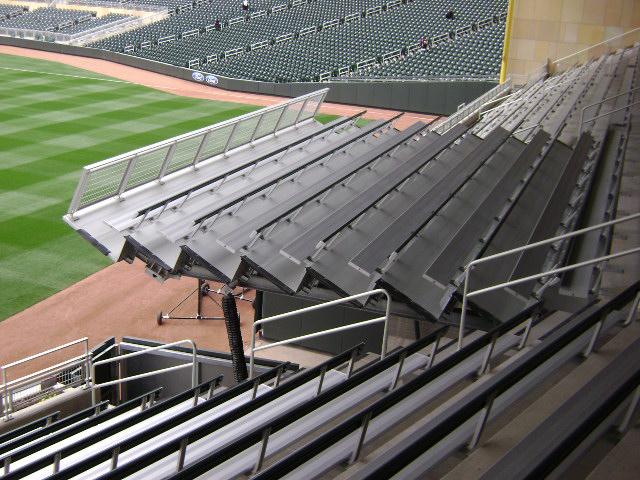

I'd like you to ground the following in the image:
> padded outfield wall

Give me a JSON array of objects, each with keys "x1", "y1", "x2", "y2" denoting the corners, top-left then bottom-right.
[{"x1": 0, "y1": 36, "x2": 496, "y2": 115}]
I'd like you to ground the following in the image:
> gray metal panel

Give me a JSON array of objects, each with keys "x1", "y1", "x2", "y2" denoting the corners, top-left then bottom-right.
[
  {"x1": 182, "y1": 127, "x2": 403, "y2": 290},
  {"x1": 381, "y1": 133, "x2": 542, "y2": 319},
  {"x1": 470, "y1": 139, "x2": 574, "y2": 321},
  {"x1": 557, "y1": 130, "x2": 625, "y2": 302},
  {"x1": 308, "y1": 134, "x2": 484, "y2": 301},
  {"x1": 427, "y1": 131, "x2": 551, "y2": 285},
  {"x1": 260, "y1": 292, "x2": 382, "y2": 355},
  {"x1": 279, "y1": 126, "x2": 469, "y2": 265},
  {"x1": 239, "y1": 130, "x2": 424, "y2": 294},
  {"x1": 217, "y1": 122, "x2": 427, "y2": 254},
  {"x1": 155, "y1": 118, "x2": 387, "y2": 243},
  {"x1": 349, "y1": 127, "x2": 511, "y2": 278},
  {"x1": 511, "y1": 132, "x2": 593, "y2": 297}
]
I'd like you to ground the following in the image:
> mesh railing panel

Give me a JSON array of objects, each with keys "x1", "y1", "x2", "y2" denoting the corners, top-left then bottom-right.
[
  {"x1": 198, "y1": 124, "x2": 234, "y2": 161},
  {"x1": 278, "y1": 100, "x2": 306, "y2": 130},
  {"x1": 69, "y1": 89, "x2": 328, "y2": 214},
  {"x1": 300, "y1": 96, "x2": 322, "y2": 122},
  {"x1": 167, "y1": 135, "x2": 204, "y2": 173},
  {"x1": 253, "y1": 107, "x2": 283, "y2": 139},
  {"x1": 79, "y1": 161, "x2": 129, "y2": 209},
  {"x1": 227, "y1": 115, "x2": 262, "y2": 151},
  {"x1": 126, "y1": 146, "x2": 170, "y2": 191}
]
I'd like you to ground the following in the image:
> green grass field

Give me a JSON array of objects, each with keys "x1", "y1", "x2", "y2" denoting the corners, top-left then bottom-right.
[{"x1": 0, "y1": 54, "x2": 337, "y2": 320}]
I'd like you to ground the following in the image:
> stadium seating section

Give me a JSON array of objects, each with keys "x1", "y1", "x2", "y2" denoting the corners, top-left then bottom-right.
[
  {"x1": 88, "y1": 0, "x2": 508, "y2": 81},
  {"x1": 0, "y1": 3, "x2": 27, "y2": 21},
  {"x1": 1, "y1": 9, "x2": 639, "y2": 478},
  {"x1": 0, "y1": 4, "x2": 133, "y2": 35}
]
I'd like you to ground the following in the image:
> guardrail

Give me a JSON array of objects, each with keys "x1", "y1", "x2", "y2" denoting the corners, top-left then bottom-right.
[
  {"x1": 90, "y1": 339, "x2": 198, "y2": 405},
  {"x1": 551, "y1": 27, "x2": 640, "y2": 75},
  {"x1": 458, "y1": 212, "x2": 640, "y2": 349},
  {"x1": 2, "y1": 338, "x2": 91, "y2": 422},
  {"x1": 0, "y1": 9, "x2": 166, "y2": 45},
  {"x1": 337, "y1": 74, "x2": 500, "y2": 83},
  {"x1": 430, "y1": 78, "x2": 512, "y2": 134},
  {"x1": 249, "y1": 289, "x2": 392, "y2": 378},
  {"x1": 67, "y1": 89, "x2": 328, "y2": 216}
]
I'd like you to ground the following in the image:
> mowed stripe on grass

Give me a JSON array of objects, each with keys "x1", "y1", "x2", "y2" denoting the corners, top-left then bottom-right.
[{"x1": 0, "y1": 53, "x2": 261, "y2": 320}]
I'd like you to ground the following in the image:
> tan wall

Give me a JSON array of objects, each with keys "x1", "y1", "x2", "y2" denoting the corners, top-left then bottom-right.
[{"x1": 507, "y1": 0, "x2": 640, "y2": 83}]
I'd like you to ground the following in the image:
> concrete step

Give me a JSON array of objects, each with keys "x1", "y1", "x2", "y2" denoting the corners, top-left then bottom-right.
[
  {"x1": 585, "y1": 427, "x2": 640, "y2": 480},
  {"x1": 438, "y1": 319, "x2": 640, "y2": 479}
]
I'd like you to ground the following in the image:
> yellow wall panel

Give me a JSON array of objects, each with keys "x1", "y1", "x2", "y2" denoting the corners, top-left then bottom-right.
[{"x1": 506, "y1": 0, "x2": 639, "y2": 84}]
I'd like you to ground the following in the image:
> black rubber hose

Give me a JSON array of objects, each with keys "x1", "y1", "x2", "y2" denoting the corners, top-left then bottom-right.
[{"x1": 222, "y1": 292, "x2": 248, "y2": 382}]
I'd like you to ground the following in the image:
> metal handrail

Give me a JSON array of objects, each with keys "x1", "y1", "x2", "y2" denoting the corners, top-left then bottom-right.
[
  {"x1": 68, "y1": 89, "x2": 328, "y2": 215},
  {"x1": 249, "y1": 289, "x2": 392, "y2": 378},
  {"x1": 512, "y1": 122, "x2": 541, "y2": 135},
  {"x1": 1, "y1": 338, "x2": 90, "y2": 422},
  {"x1": 458, "y1": 212, "x2": 640, "y2": 348},
  {"x1": 579, "y1": 89, "x2": 640, "y2": 136},
  {"x1": 552, "y1": 27, "x2": 640, "y2": 73},
  {"x1": 90, "y1": 339, "x2": 197, "y2": 405},
  {"x1": 431, "y1": 80, "x2": 512, "y2": 134}
]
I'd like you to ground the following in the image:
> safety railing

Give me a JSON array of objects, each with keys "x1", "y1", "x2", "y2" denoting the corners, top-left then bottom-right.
[
  {"x1": 90, "y1": 339, "x2": 198, "y2": 405},
  {"x1": 68, "y1": 89, "x2": 328, "y2": 216},
  {"x1": 249, "y1": 289, "x2": 392, "y2": 378},
  {"x1": 1, "y1": 338, "x2": 91, "y2": 422},
  {"x1": 578, "y1": 86, "x2": 640, "y2": 136},
  {"x1": 430, "y1": 78, "x2": 512, "y2": 134},
  {"x1": 551, "y1": 27, "x2": 640, "y2": 75},
  {"x1": 331, "y1": 74, "x2": 500, "y2": 83},
  {"x1": 458, "y1": 212, "x2": 640, "y2": 349},
  {"x1": 0, "y1": 9, "x2": 165, "y2": 45}
]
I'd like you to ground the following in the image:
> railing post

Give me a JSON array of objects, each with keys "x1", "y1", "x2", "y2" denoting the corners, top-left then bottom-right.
[
  {"x1": 582, "y1": 318, "x2": 604, "y2": 357},
  {"x1": 467, "y1": 392, "x2": 496, "y2": 451},
  {"x1": 177, "y1": 437, "x2": 188, "y2": 471},
  {"x1": 316, "y1": 365, "x2": 327, "y2": 396},
  {"x1": 249, "y1": 326, "x2": 258, "y2": 379},
  {"x1": 111, "y1": 446, "x2": 120, "y2": 470},
  {"x1": 117, "y1": 155, "x2": 138, "y2": 199},
  {"x1": 293, "y1": 98, "x2": 310, "y2": 127},
  {"x1": 517, "y1": 313, "x2": 536, "y2": 350},
  {"x1": 349, "y1": 411, "x2": 372, "y2": 464},
  {"x1": 53, "y1": 451, "x2": 62, "y2": 474},
  {"x1": 68, "y1": 169, "x2": 90, "y2": 216},
  {"x1": 459, "y1": 265, "x2": 472, "y2": 350},
  {"x1": 193, "y1": 130, "x2": 212, "y2": 167},
  {"x1": 2, "y1": 368, "x2": 9, "y2": 422},
  {"x1": 252, "y1": 377, "x2": 260, "y2": 400},
  {"x1": 91, "y1": 360, "x2": 97, "y2": 406},
  {"x1": 312, "y1": 94, "x2": 324, "y2": 118},
  {"x1": 622, "y1": 291, "x2": 640, "y2": 327},
  {"x1": 617, "y1": 384, "x2": 640, "y2": 434},
  {"x1": 381, "y1": 290, "x2": 391, "y2": 359},
  {"x1": 191, "y1": 339, "x2": 198, "y2": 389},
  {"x1": 250, "y1": 112, "x2": 266, "y2": 144},
  {"x1": 426, "y1": 330, "x2": 443, "y2": 369},
  {"x1": 252, "y1": 427, "x2": 271, "y2": 473},
  {"x1": 273, "y1": 105, "x2": 288, "y2": 135},
  {"x1": 158, "y1": 142, "x2": 177, "y2": 181},
  {"x1": 223, "y1": 122, "x2": 240, "y2": 156},
  {"x1": 274, "y1": 365, "x2": 284, "y2": 388},
  {"x1": 84, "y1": 338, "x2": 91, "y2": 390},
  {"x1": 389, "y1": 351, "x2": 406, "y2": 391},
  {"x1": 346, "y1": 349, "x2": 358, "y2": 378},
  {"x1": 477, "y1": 332, "x2": 498, "y2": 376}
]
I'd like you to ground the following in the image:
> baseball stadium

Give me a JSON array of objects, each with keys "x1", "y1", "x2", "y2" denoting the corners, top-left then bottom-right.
[{"x1": 0, "y1": 0, "x2": 639, "y2": 478}]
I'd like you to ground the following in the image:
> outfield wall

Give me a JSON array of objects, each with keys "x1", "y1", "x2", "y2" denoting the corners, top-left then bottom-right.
[{"x1": 0, "y1": 36, "x2": 496, "y2": 115}]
